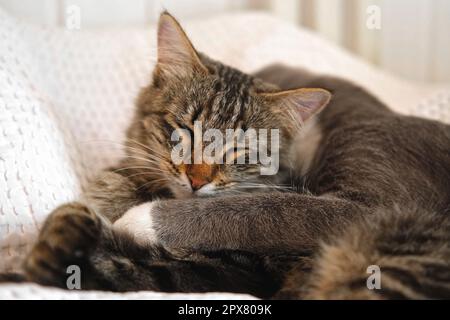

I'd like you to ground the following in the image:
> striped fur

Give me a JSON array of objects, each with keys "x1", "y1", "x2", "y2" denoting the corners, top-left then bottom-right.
[
  {"x1": 276, "y1": 207, "x2": 450, "y2": 299},
  {"x1": 19, "y1": 13, "x2": 450, "y2": 300},
  {"x1": 257, "y1": 65, "x2": 450, "y2": 300}
]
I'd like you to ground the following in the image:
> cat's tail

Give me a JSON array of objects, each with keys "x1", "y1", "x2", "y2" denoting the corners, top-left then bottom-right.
[{"x1": 279, "y1": 206, "x2": 450, "y2": 299}]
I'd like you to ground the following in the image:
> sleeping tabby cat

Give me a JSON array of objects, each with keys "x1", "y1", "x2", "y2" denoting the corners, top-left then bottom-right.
[{"x1": 22, "y1": 13, "x2": 450, "y2": 299}]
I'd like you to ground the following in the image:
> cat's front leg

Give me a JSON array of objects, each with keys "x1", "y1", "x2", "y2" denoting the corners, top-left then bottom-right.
[
  {"x1": 113, "y1": 201, "x2": 199, "y2": 259},
  {"x1": 120, "y1": 193, "x2": 361, "y2": 254},
  {"x1": 24, "y1": 202, "x2": 102, "y2": 288}
]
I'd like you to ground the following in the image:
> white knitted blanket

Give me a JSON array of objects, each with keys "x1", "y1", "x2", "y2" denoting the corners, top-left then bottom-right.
[{"x1": 0, "y1": 7, "x2": 449, "y2": 299}]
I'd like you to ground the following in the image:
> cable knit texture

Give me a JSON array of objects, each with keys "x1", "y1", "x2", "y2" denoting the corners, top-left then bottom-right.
[{"x1": 0, "y1": 7, "x2": 449, "y2": 299}]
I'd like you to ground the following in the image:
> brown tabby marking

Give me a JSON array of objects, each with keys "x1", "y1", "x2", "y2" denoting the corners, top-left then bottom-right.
[
  {"x1": 20, "y1": 13, "x2": 450, "y2": 300},
  {"x1": 290, "y1": 208, "x2": 450, "y2": 300}
]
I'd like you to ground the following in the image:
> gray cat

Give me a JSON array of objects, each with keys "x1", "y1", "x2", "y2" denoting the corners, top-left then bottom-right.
[{"x1": 21, "y1": 12, "x2": 450, "y2": 299}]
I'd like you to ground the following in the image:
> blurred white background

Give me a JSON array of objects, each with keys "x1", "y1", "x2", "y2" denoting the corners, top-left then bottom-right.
[{"x1": 0, "y1": 0, "x2": 449, "y2": 83}]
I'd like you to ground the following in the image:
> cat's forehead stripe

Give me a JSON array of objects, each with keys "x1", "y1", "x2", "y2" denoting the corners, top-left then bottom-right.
[{"x1": 210, "y1": 66, "x2": 253, "y2": 126}]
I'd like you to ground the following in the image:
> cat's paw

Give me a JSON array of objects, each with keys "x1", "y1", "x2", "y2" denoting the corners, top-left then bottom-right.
[
  {"x1": 113, "y1": 202, "x2": 159, "y2": 246},
  {"x1": 24, "y1": 202, "x2": 101, "y2": 288}
]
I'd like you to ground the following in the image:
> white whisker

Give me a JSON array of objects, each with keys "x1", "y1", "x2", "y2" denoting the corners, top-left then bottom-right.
[
  {"x1": 135, "y1": 178, "x2": 170, "y2": 192},
  {"x1": 126, "y1": 138, "x2": 168, "y2": 158}
]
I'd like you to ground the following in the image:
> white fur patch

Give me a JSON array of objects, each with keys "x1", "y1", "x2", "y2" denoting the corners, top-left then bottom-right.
[
  {"x1": 195, "y1": 183, "x2": 216, "y2": 196},
  {"x1": 113, "y1": 202, "x2": 157, "y2": 246}
]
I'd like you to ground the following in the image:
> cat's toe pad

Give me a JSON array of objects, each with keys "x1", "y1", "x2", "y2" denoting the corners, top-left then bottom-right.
[{"x1": 113, "y1": 202, "x2": 158, "y2": 246}]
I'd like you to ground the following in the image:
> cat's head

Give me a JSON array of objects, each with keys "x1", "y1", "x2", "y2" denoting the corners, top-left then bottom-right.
[{"x1": 124, "y1": 12, "x2": 331, "y2": 199}]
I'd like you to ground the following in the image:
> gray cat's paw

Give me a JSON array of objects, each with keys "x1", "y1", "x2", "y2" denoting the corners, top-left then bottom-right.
[
  {"x1": 113, "y1": 202, "x2": 159, "y2": 246},
  {"x1": 112, "y1": 201, "x2": 193, "y2": 259}
]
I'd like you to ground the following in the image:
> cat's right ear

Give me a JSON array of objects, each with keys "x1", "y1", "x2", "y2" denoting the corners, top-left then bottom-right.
[
  {"x1": 154, "y1": 12, "x2": 207, "y2": 81},
  {"x1": 261, "y1": 88, "x2": 332, "y2": 123}
]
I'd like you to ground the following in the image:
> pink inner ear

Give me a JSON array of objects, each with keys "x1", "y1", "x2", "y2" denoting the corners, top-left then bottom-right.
[
  {"x1": 156, "y1": 14, "x2": 206, "y2": 75},
  {"x1": 158, "y1": 18, "x2": 185, "y2": 64},
  {"x1": 291, "y1": 89, "x2": 331, "y2": 121},
  {"x1": 157, "y1": 16, "x2": 191, "y2": 67}
]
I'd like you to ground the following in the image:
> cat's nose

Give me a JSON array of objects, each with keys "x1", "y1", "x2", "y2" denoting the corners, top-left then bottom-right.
[
  {"x1": 186, "y1": 164, "x2": 212, "y2": 191},
  {"x1": 188, "y1": 175, "x2": 208, "y2": 191}
]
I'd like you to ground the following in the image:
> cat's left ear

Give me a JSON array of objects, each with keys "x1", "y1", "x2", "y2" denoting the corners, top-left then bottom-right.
[
  {"x1": 155, "y1": 12, "x2": 207, "y2": 79},
  {"x1": 261, "y1": 88, "x2": 332, "y2": 122}
]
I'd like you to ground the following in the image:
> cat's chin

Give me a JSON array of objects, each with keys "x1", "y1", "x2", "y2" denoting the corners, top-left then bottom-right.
[
  {"x1": 171, "y1": 191, "x2": 215, "y2": 200},
  {"x1": 170, "y1": 188, "x2": 195, "y2": 200},
  {"x1": 170, "y1": 182, "x2": 218, "y2": 199}
]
